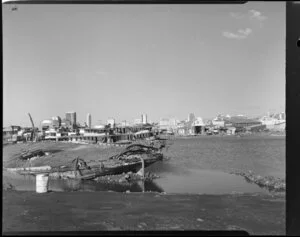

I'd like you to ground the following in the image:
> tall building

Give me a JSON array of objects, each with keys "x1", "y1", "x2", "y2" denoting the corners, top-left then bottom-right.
[
  {"x1": 141, "y1": 114, "x2": 147, "y2": 124},
  {"x1": 65, "y1": 112, "x2": 77, "y2": 128},
  {"x1": 86, "y1": 113, "x2": 92, "y2": 128},
  {"x1": 188, "y1": 113, "x2": 196, "y2": 122}
]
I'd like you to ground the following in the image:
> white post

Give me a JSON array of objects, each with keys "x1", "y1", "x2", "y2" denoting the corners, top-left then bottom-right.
[
  {"x1": 36, "y1": 173, "x2": 49, "y2": 193},
  {"x1": 137, "y1": 157, "x2": 145, "y2": 180}
]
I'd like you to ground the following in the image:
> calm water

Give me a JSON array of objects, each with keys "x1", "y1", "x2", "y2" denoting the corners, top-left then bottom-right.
[{"x1": 4, "y1": 135, "x2": 285, "y2": 194}]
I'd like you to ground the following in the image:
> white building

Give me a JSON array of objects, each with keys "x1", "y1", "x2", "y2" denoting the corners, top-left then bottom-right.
[
  {"x1": 212, "y1": 120, "x2": 225, "y2": 128},
  {"x1": 192, "y1": 117, "x2": 205, "y2": 127},
  {"x1": 260, "y1": 116, "x2": 285, "y2": 130},
  {"x1": 141, "y1": 114, "x2": 147, "y2": 124},
  {"x1": 86, "y1": 113, "x2": 92, "y2": 128},
  {"x1": 159, "y1": 118, "x2": 179, "y2": 131}
]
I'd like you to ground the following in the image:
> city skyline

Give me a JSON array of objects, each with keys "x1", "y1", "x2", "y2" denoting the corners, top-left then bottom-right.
[{"x1": 3, "y1": 3, "x2": 285, "y2": 127}]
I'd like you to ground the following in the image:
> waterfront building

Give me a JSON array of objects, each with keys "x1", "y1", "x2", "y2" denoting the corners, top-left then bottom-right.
[
  {"x1": 61, "y1": 119, "x2": 72, "y2": 129},
  {"x1": 65, "y1": 112, "x2": 77, "y2": 129},
  {"x1": 3, "y1": 125, "x2": 21, "y2": 137},
  {"x1": 192, "y1": 117, "x2": 205, "y2": 134},
  {"x1": 41, "y1": 119, "x2": 53, "y2": 131},
  {"x1": 226, "y1": 127, "x2": 236, "y2": 135},
  {"x1": 87, "y1": 113, "x2": 92, "y2": 128},
  {"x1": 107, "y1": 118, "x2": 115, "y2": 128},
  {"x1": 159, "y1": 118, "x2": 170, "y2": 131},
  {"x1": 225, "y1": 116, "x2": 261, "y2": 128},
  {"x1": 51, "y1": 116, "x2": 61, "y2": 128},
  {"x1": 212, "y1": 120, "x2": 225, "y2": 128},
  {"x1": 260, "y1": 116, "x2": 285, "y2": 131}
]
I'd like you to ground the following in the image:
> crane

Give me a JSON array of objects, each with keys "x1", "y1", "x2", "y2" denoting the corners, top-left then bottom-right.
[{"x1": 28, "y1": 113, "x2": 36, "y2": 141}]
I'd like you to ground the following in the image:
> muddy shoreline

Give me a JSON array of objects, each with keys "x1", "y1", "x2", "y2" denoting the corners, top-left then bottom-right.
[{"x1": 3, "y1": 190, "x2": 285, "y2": 235}]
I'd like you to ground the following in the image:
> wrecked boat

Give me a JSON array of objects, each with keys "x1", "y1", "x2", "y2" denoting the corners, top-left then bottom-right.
[
  {"x1": 8, "y1": 144, "x2": 163, "y2": 180},
  {"x1": 17, "y1": 149, "x2": 47, "y2": 160}
]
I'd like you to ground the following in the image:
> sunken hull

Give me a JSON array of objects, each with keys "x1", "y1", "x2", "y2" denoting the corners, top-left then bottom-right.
[
  {"x1": 16, "y1": 153, "x2": 163, "y2": 180},
  {"x1": 12, "y1": 143, "x2": 164, "y2": 180},
  {"x1": 76, "y1": 153, "x2": 163, "y2": 180}
]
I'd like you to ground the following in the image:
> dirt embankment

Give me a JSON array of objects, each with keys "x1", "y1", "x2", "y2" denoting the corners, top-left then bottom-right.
[
  {"x1": 3, "y1": 141, "x2": 123, "y2": 169},
  {"x1": 2, "y1": 190, "x2": 285, "y2": 235}
]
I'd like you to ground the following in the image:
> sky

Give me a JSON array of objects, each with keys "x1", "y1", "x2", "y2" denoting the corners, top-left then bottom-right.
[{"x1": 3, "y1": 2, "x2": 285, "y2": 127}]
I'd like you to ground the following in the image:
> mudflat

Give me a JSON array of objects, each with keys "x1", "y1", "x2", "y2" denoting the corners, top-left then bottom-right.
[{"x1": 3, "y1": 190, "x2": 285, "y2": 235}]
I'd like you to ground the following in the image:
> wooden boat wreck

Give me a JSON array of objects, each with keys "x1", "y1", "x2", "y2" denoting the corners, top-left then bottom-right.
[{"x1": 10, "y1": 144, "x2": 163, "y2": 180}]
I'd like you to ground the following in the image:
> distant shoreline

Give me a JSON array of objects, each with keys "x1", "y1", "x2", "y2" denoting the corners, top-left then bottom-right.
[{"x1": 159, "y1": 132, "x2": 286, "y2": 140}]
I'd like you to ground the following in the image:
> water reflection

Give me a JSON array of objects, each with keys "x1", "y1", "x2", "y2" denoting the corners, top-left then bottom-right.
[
  {"x1": 4, "y1": 171, "x2": 165, "y2": 193},
  {"x1": 3, "y1": 167, "x2": 272, "y2": 195},
  {"x1": 154, "y1": 169, "x2": 270, "y2": 194}
]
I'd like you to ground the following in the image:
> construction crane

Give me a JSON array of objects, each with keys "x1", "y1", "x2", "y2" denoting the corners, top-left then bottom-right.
[{"x1": 28, "y1": 113, "x2": 36, "y2": 142}]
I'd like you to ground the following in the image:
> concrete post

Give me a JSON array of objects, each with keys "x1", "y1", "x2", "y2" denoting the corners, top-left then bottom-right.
[{"x1": 137, "y1": 157, "x2": 145, "y2": 180}]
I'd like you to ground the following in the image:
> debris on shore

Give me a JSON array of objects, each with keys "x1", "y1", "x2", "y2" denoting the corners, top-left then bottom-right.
[
  {"x1": 94, "y1": 171, "x2": 160, "y2": 184},
  {"x1": 230, "y1": 170, "x2": 285, "y2": 192}
]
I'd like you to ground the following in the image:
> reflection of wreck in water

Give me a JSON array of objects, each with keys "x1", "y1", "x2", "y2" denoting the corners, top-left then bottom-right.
[{"x1": 62, "y1": 179, "x2": 165, "y2": 193}]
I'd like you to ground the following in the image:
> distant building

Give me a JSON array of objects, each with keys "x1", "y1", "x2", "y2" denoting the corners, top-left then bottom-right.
[
  {"x1": 3, "y1": 125, "x2": 21, "y2": 136},
  {"x1": 134, "y1": 118, "x2": 142, "y2": 125},
  {"x1": 192, "y1": 117, "x2": 205, "y2": 134},
  {"x1": 226, "y1": 127, "x2": 236, "y2": 135},
  {"x1": 225, "y1": 116, "x2": 261, "y2": 128},
  {"x1": 273, "y1": 112, "x2": 286, "y2": 121},
  {"x1": 41, "y1": 119, "x2": 53, "y2": 131},
  {"x1": 107, "y1": 118, "x2": 115, "y2": 128},
  {"x1": 260, "y1": 116, "x2": 285, "y2": 130},
  {"x1": 121, "y1": 121, "x2": 128, "y2": 127},
  {"x1": 188, "y1": 113, "x2": 196, "y2": 122},
  {"x1": 141, "y1": 114, "x2": 147, "y2": 124},
  {"x1": 87, "y1": 113, "x2": 92, "y2": 128},
  {"x1": 158, "y1": 118, "x2": 179, "y2": 131},
  {"x1": 61, "y1": 119, "x2": 71, "y2": 129},
  {"x1": 51, "y1": 116, "x2": 61, "y2": 128},
  {"x1": 66, "y1": 112, "x2": 77, "y2": 129},
  {"x1": 159, "y1": 118, "x2": 170, "y2": 131},
  {"x1": 212, "y1": 120, "x2": 225, "y2": 128}
]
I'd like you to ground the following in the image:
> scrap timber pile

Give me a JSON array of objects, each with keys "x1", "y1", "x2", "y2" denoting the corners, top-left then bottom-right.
[{"x1": 8, "y1": 142, "x2": 165, "y2": 181}]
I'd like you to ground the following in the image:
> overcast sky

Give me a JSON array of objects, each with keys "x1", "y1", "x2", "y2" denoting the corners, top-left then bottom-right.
[{"x1": 3, "y1": 2, "x2": 285, "y2": 127}]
